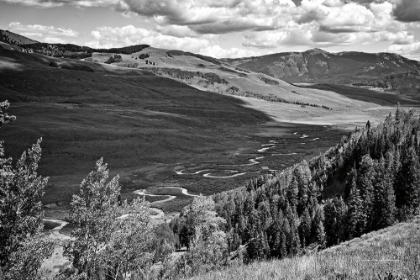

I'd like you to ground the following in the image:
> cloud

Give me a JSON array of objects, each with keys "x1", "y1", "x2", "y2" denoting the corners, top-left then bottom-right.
[
  {"x1": 243, "y1": 28, "x2": 314, "y2": 48},
  {"x1": 114, "y1": 0, "x2": 297, "y2": 34},
  {"x1": 242, "y1": 22, "x2": 414, "y2": 50},
  {"x1": 392, "y1": 0, "x2": 420, "y2": 22},
  {"x1": 0, "y1": 0, "x2": 118, "y2": 8},
  {"x1": 190, "y1": 18, "x2": 274, "y2": 34},
  {"x1": 86, "y1": 25, "x2": 210, "y2": 52},
  {"x1": 154, "y1": 25, "x2": 198, "y2": 38},
  {"x1": 86, "y1": 24, "x2": 262, "y2": 58},
  {"x1": 44, "y1": 37, "x2": 69, "y2": 43},
  {"x1": 387, "y1": 41, "x2": 420, "y2": 60},
  {"x1": 3, "y1": 0, "x2": 420, "y2": 55},
  {"x1": 200, "y1": 45, "x2": 263, "y2": 58},
  {"x1": 0, "y1": 0, "x2": 62, "y2": 7},
  {"x1": 8, "y1": 22, "x2": 79, "y2": 42}
]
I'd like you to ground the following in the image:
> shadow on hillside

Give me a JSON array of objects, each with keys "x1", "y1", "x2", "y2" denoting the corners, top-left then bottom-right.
[{"x1": 295, "y1": 83, "x2": 420, "y2": 107}]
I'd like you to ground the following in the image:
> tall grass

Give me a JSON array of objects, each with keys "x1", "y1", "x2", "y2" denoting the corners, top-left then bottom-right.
[{"x1": 188, "y1": 216, "x2": 420, "y2": 280}]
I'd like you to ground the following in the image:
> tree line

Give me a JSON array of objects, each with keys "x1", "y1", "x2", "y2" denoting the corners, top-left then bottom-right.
[
  {"x1": 171, "y1": 105, "x2": 419, "y2": 272},
  {"x1": 1, "y1": 102, "x2": 419, "y2": 279}
]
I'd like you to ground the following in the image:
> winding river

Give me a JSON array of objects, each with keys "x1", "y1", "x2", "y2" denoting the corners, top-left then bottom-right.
[
  {"x1": 43, "y1": 132, "x2": 313, "y2": 235},
  {"x1": 174, "y1": 131, "x2": 309, "y2": 179}
]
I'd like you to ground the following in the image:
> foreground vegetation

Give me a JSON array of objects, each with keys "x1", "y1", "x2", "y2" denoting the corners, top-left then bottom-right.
[{"x1": 188, "y1": 215, "x2": 420, "y2": 280}]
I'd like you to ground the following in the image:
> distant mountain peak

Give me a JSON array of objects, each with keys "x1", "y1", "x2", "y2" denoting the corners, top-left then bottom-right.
[{"x1": 304, "y1": 48, "x2": 329, "y2": 54}]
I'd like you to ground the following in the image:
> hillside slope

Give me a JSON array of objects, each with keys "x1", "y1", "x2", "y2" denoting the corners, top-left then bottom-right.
[
  {"x1": 224, "y1": 49, "x2": 420, "y2": 95},
  {"x1": 87, "y1": 47, "x2": 420, "y2": 113},
  {"x1": 0, "y1": 47, "x2": 273, "y2": 208},
  {"x1": 189, "y1": 215, "x2": 420, "y2": 280},
  {"x1": 0, "y1": 29, "x2": 39, "y2": 45}
]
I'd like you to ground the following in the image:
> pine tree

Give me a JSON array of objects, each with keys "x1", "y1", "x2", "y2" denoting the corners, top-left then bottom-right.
[
  {"x1": 347, "y1": 183, "x2": 365, "y2": 239},
  {"x1": 395, "y1": 147, "x2": 420, "y2": 219},
  {"x1": 372, "y1": 161, "x2": 396, "y2": 230},
  {"x1": 299, "y1": 207, "x2": 312, "y2": 247},
  {"x1": 324, "y1": 197, "x2": 348, "y2": 246},
  {"x1": 287, "y1": 178, "x2": 299, "y2": 209},
  {"x1": 279, "y1": 231, "x2": 287, "y2": 258},
  {"x1": 312, "y1": 208, "x2": 326, "y2": 248},
  {"x1": 357, "y1": 155, "x2": 375, "y2": 232}
]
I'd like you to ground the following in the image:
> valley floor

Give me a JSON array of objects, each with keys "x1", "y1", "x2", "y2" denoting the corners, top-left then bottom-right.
[{"x1": 188, "y1": 216, "x2": 420, "y2": 280}]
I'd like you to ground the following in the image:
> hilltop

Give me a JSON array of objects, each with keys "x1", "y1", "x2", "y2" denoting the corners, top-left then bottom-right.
[
  {"x1": 0, "y1": 29, "x2": 39, "y2": 45},
  {"x1": 86, "y1": 45, "x2": 420, "y2": 125},
  {"x1": 223, "y1": 48, "x2": 420, "y2": 96}
]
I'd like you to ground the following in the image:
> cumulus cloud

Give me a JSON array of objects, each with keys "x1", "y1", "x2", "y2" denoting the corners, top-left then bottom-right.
[
  {"x1": 86, "y1": 25, "x2": 210, "y2": 53},
  {"x1": 243, "y1": 28, "x2": 313, "y2": 48},
  {"x1": 86, "y1": 24, "x2": 261, "y2": 58},
  {"x1": 155, "y1": 25, "x2": 198, "y2": 38},
  {"x1": 44, "y1": 37, "x2": 69, "y2": 43},
  {"x1": 392, "y1": 0, "x2": 420, "y2": 22},
  {"x1": 200, "y1": 45, "x2": 263, "y2": 58},
  {"x1": 116, "y1": 0, "x2": 296, "y2": 33},
  {"x1": 8, "y1": 22, "x2": 79, "y2": 41},
  {"x1": 387, "y1": 41, "x2": 420, "y2": 60}
]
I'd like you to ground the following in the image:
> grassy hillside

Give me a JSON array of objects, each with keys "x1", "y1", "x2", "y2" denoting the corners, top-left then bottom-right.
[
  {"x1": 0, "y1": 29, "x2": 39, "y2": 45},
  {"x1": 0, "y1": 48, "x2": 275, "y2": 209},
  {"x1": 88, "y1": 47, "x2": 420, "y2": 112},
  {"x1": 224, "y1": 49, "x2": 420, "y2": 96},
  {"x1": 188, "y1": 215, "x2": 420, "y2": 280}
]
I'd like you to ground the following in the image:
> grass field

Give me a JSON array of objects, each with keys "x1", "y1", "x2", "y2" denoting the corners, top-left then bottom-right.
[
  {"x1": 295, "y1": 83, "x2": 420, "y2": 106},
  {"x1": 188, "y1": 216, "x2": 420, "y2": 280}
]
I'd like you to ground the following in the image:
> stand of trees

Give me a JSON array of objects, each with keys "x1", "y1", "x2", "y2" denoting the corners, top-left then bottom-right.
[{"x1": 172, "y1": 106, "x2": 420, "y2": 271}]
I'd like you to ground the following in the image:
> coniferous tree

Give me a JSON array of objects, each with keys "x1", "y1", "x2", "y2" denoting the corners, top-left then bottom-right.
[
  {"x1": 372, "y1": 160, "x2": 396, "y2": 230},
  {"x1": 312, "y1": 207, "x2": 326, "y2": 248},
  {"x1": 347, "y1": 183, "x2": 365, "y2": 239},
  {"x1": 324, "y1": 197, "x2": 347, "y2": 246},
  {"x1": 357, "y1": 155, "x2": 376, "y2": 232},
  {"x1": 299, "y1": 207, "x2": 312, "y2": 248},
  {"x1": 395, "y1": 147, "x2": 420, "y2": 218}
]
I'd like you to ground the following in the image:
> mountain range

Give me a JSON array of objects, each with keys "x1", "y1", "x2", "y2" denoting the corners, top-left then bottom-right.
[
  {"x1": 1, "y1": 29, "x2": 420, "y2": 96},
  {"x1": 224, "y1": 48, "x2": 420, "y2": 94}
]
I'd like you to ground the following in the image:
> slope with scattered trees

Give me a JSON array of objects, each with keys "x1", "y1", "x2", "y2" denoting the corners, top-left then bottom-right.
[{"x1": 170, "y1": 106, "x2": 420, "y2": 278}]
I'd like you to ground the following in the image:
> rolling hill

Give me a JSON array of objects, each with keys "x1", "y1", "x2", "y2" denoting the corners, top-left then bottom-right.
[
  {"x1": 223, "y1": 48, "x2": 420, "y2": 95},
  {"x1": 0, "y1": 29, "x2": 39, "y2": 45},
  {"x1": 0, "y1": 47, "x2": 273, "y2": 209}
]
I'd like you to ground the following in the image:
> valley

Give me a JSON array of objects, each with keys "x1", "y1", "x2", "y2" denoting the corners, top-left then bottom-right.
[
  {"x1": 1, "y1": 36, "x2": 420, "y2": 279},
  {"x1": 1, "y1": 44, "x2": 419, "y2": 217}
]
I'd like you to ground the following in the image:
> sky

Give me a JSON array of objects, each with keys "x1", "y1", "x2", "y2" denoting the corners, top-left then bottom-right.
[{"x1": 0, "y1": 0, "x2": 420, "y2": 60}]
